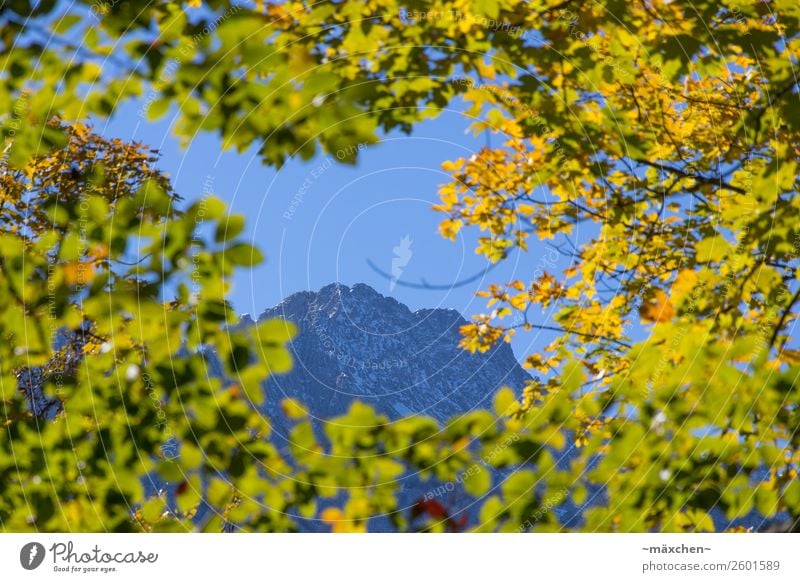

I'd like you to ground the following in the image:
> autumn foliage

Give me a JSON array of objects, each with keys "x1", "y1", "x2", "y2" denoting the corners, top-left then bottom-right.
[{"x1": 1, "y1": 0, "x2": 799, "y2": 532}]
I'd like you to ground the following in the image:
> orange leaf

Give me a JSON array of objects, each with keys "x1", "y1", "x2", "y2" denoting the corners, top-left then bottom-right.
[
  {"x1": 639, "y1": 290, "x2": 675, "y2": 323},
  {"x1": 63, "y1": 262, "x2": 95, "y2": 286}
]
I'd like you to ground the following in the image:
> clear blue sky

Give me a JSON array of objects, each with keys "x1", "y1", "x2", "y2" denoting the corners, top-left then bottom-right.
[{"x1": 93, "y1": 99, "x2": 580, "y2": 361}]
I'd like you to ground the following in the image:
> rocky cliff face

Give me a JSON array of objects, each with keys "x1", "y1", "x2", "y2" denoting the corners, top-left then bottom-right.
[{"x1": 255, "y1": 283, "x2": 531, "y2": 422}]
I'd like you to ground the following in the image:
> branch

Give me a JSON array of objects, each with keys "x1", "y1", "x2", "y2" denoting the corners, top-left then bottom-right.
[
  {"x1": 750, "y1": 79, "x2": 799, "y2": 145},
  {"x1": 508, "y1": 322, "x2": 631, "y2": 349},
  {"x1": 768, "y1": 287, "x2": 800, "y2": 350},
  {"x1": 631, "y1": 158, "x2": 747, "y2": 195},
  {"x1": 111, "y1": 253, "x2": 152, "y2": 266}
]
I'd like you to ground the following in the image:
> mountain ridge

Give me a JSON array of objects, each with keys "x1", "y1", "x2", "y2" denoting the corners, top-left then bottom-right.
[{"x1": 257, "y1": 282, "x2": 531, "y2": 422}]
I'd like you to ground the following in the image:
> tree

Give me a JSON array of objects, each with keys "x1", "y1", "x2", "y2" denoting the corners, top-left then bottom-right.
[
  {"x1": 431, "y1": 1, "x2": 800, "y2": 531},
  {"x1": 0, "y1": 122, "x2": 520, "y2": 533},
  {"x1": 1, "y1": 0, "x2": 799, "y2": 532}
]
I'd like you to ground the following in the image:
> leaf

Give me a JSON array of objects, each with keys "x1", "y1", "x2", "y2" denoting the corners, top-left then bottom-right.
[
  {"x1": 671, "y1": 269, "x2": 698, "y2": 303},
  {"x1": 63, "y1": 262, "x2": 95, "y2": 286},
  {"x1": 462, "y1": 464, "x2": 491, "y2": 496},
  {"x1": 493, "y1": 387, "x2": 517, "y2": 416},
  {"x1": 52, "y1": 14, "x2": 82, "y2": 34},
  {"x1": 147, "y1": 98, "x2": 171, "y2": 121},
  {"x1": 289, "y1": 421, "x2": 317, "y2": 457},
  {"x1": 561, "y1": 360, "x2": 586, "y2": 394},
  {"x1": 215, "y1": 214, "x2": 245, "y2": 243},
  {"x1": 176, "y1": 477, "x2": 202, "y2": 514},
  {"x1": 695, "y1": 237, "x2": 731, "y2": 263},
  {"x1": 194, "y1": 196, "x2": 227, "y2": 221},
  {"x1": 141, "y1": 498, "x2": 165, "y2": 524},
  {"x1": 256, "y1": 319, "x2": 297, "y2": 343},
  {"x1": 783, "y1": 480, "x2": 800, "y2": 512},
  {"x1": 755, "y1": 484, "x2": 778, "y2": 517},
  {"x1": 501, "y1": 470, "x2": 537, "y2": 501},
  {"x1": 478, "y1": 496, "x2": 506, "y2": 527},
  {"x1": 674, "y1": 509, "x2": 715, "y2": 532},
  {"x1": 281, "y1": 398, "x2": 308, "y2": 419},
  {"x1": 639, "y1": 289, "x2": 675, "y2": 323},
  {"x1": 156, "y1": 460, "x2": 184, "y2": 482}
]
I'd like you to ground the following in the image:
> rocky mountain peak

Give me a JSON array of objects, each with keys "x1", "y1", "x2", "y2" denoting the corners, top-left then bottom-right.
[{"x1": 259, "y1": 283, "x2": 531, "y2": 421}]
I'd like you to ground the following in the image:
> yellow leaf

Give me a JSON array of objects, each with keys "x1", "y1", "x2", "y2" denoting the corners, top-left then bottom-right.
[
  {"x1": 281, "y1": 398, "x2": 308, "y2": 419},
  {"x1": 439, "y1": 218, "x2": 463, "y2": 240},
  {"x1": 441, "y1": 159, "x2": 463, "y2": 172},
  {"x1": 508, "y1": 293, "x2": 529, "y2": 310},
  {"x1": 671, "y1": 269, "x2": 697, "y2": 302},
  {"x1": 321, "y1": 507, "x2": 342, "y2": 523}
]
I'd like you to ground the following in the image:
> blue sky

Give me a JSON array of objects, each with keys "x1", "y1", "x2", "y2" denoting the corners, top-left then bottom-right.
[{"x1": 92, "y1": 99, "x2": 580, "y2": 361}]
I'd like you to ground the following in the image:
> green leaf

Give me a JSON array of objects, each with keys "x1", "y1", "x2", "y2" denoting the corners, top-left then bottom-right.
[
  {"x1": 215, "y1": 214, "x2": 245, "y2": 243},
  {"x1": 561, "y1": 360, "x2": 586, "y2": 394},
  {"x1": 755, "y1": 485, "x2": 778, "y2": 517},
  {"x1": 501, "y1": 470, "x2": 537, "y2": 501},
  {"x1": 783, "y1": 480, "x2": 800, "y2": 512},
  {"x1": 141, "y1": 498, "x2": 165, "y2": 523},
  {"x1": 478, "y1": 495, "x2": 506, "y2": 528},
  {"x1": 176, "y1": 477, "x2": 202, "y2": 514},
  {"x1": 194, "y1": 196, "x2": 227, "y2": 221},
  {"x1": 147, "y1": 98, "x2": 171, "y2": 121},
  {"x1": 226, "y1": 243, "x2": 264, "y2": 266},
  {"x1": 156, "y1": 460, "x2": 184, "y2": 482},
  {"x1": 463, "y1": 463, "x2": 491, "y2": 496},
  {"x1": 52, "y1": 14, "x2": 81, "y2": 34},
  {"x1": 493, "y1": 386, "x2": 517, "y2": 416}
]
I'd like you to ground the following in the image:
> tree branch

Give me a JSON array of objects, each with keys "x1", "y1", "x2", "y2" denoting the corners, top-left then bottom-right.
[{"x1": 768, "y1": 287, "x2": 800, "y2": 350}]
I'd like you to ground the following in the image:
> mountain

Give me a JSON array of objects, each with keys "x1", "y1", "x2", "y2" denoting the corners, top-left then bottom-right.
[
  {"x1": 255, "y1": 282, "x2": 531, "y2": 423},
  {"x1": 248, "y1": 284, "x2": 782, "y2": 532}
]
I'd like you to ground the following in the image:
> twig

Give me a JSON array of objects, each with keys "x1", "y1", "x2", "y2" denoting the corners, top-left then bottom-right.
[{"x1": 768, "y1": 287, "x2": 800, "y2": 350}]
